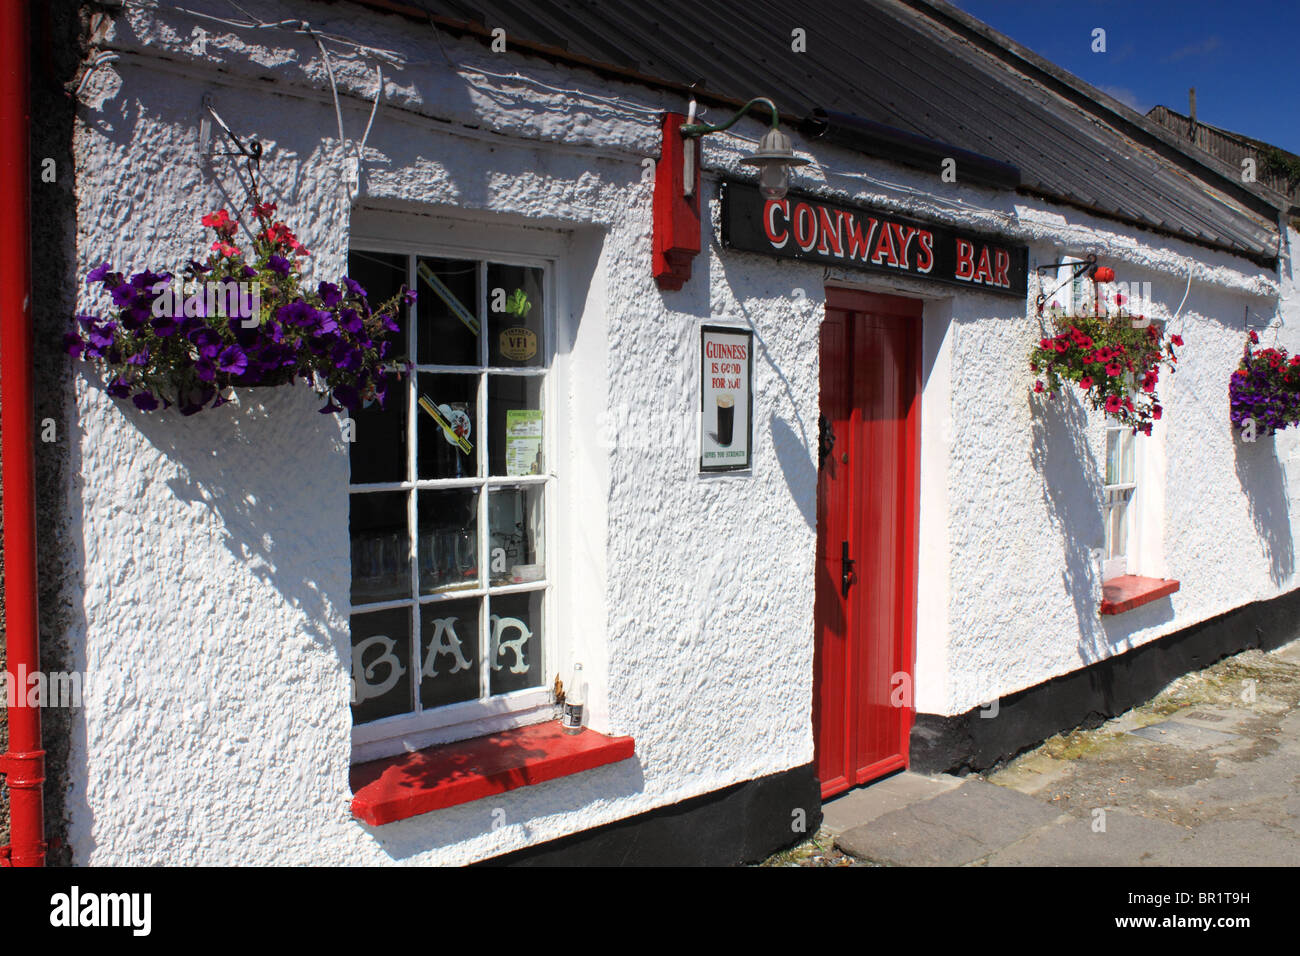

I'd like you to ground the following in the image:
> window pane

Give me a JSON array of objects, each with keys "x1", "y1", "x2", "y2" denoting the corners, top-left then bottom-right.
[
  {"x1": 488, "y1": 591, "x2": 543, "y2": 696},
  {"x1": 419, "y1": 598, "x2": 481, "y2": 709},
  {"x1": 346, "y1": 250, "x2": 409, "y2": 363},
  {"x1": 489, "y1": 375, "x2": 543, "y2": 476},
  {"x1": 488, "y1": 485, "x2": 545, "y2": 587},
  {"x1": 349, "y1": 387, "x2": 407, "y2": 485},
  {"x1": 1120, "y1": 430, "x2": 1134, "y2": 484},
  {"x1": 350, "y1": 492, "x2": 411, "y2": 605},
  {"x1": 1105, "y1": 429, "x2": 1120, "y2": 486},
  {"x1": 417, "y1": 372, "x2": 479, "y2": 479},
  {"x1": 350, "y1": 607, "x2": 412, "y2": 724},
  {"x1": 417, "y1": 488, "x2": 479, "y2": 594},
  {"x1": 486, "y1": 263, "x2": 544, "y2": 368},
  {"x1": 415, "y1": 256, "x2": 479, "y2": 367}
]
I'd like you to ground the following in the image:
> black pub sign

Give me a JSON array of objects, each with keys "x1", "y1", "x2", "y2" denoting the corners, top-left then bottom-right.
[{"x1": 720, "y1": 179, "x2": 1028, "y2": 298}]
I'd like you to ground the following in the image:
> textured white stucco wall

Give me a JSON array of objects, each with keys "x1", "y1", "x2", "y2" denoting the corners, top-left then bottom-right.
[{"x1": 60, "y1": 0, "x2": 1300, "y2": 863}]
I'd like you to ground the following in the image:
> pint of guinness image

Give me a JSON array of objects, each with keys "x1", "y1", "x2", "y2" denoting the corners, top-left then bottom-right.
[{"x1": 717, "y1": 393, "x2": 735, "y2": 446}]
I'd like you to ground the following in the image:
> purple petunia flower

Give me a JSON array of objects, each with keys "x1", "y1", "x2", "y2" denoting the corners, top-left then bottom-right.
[
  {"x1": 332, "y1": 383, "x2": 360, "y2": 410},
  {"x1": 401, "y1": 288, "x2": 417, "y2": 306},
  {"x1": 242, "y1": 265, "x2": 258, "y2": 278},
  {"x1": 151, "y1": 315, "x2": 180, "y2": 337},
  {"x1": 87, "y1": 262, "x2": 113, "y2": 284},
  {"x1": 338, "y1": 308, "x2": 363, "y2": 334},
  {"x1": 188, "y1": 327, "x2": 223, "y2": 359},
  {"x1": 318, "y1": 281, "x2": 342, "y2": 308},
  {"x1": 132, "y1": 392, "x2": 159, "y2": 411},
  {"x1": 195, "y1": 357, "x2": 216, "y2": 382},
  {"x1": 110, "y1": 284, "x2": 138, "y2": 308},
  {"x1": 63, "y1": 332, "x2": 86, "y2": 359},
  {"x1": 378, "y1": 313, "x2": 399, "y2": 334},
  {"x1": 277, "y1": 298, "x2": 322, "y2": 328},
  {"x1": 105, "y1": 377, "x2": 132, "y2": 399},
  {"x1": 216, "y1": 345, "x2": 248, "y2": 376},
  {"x1": 130, "y1": 269, "x2": 172, "y2": 290},
  {"x1": 267, "y1": 255, "x2": 292, "y2": 277},
  {"x1": 125, "y1": 348, "x2": 150, "y2": 366},
  {"x1": 342, "y1": 276, "x2": 366, "y2": 298},
  {"x1": 86, "y1": 320, "x2": 117, "y2": 349},
  {"x1": 120, "y1": 305, "x2": 151, "y2": 331}
]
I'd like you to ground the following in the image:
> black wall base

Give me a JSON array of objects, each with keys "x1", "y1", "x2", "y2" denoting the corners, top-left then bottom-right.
[
  {"x1": 477, "y1": 763, "x2": 822, "y2": 866},
  {"x1": 911, "y1": 587, "x2": 1300, "y2": 775}
]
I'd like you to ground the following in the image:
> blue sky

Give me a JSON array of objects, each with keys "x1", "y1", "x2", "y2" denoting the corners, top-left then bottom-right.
[{"x1": 949, "y1": 1, "x2": 1300, "y2": 154}]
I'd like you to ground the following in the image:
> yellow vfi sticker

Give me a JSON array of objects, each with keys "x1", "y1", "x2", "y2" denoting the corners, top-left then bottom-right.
[{"x1": 499, "y1": 326, "x2": 537, "y2": 361}]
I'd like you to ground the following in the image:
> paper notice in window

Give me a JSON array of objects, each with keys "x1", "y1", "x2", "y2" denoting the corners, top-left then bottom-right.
[{"x1": 505, "y1": 409, "x2": 542, "y2": 476}]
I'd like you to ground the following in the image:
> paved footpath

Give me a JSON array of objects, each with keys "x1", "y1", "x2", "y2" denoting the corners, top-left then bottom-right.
[{"x1": 765, "y1": 638, "x2": 1300, "y2": 866}]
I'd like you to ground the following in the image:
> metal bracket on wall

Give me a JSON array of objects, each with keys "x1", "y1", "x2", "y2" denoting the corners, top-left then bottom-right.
[
  {"x1": 1034, "y1": 252, "x2": 1096, "y2": 316},
  {"x1": 200, "y1": 93, "x2": 264, "y2": 194}
]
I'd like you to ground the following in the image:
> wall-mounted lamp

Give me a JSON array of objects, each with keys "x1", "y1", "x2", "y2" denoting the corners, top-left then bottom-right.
[
  {"x1": 683, "y1": 97, "x2": 809, "y2": 201},
  {"x1": 653, "y1": 96, "x2": 807, "y2": 290}
]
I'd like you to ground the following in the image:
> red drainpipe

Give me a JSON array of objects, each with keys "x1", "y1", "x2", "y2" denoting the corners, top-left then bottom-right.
[{"x1": 0, "y1": 0, "x2": 45, "y2": 868}]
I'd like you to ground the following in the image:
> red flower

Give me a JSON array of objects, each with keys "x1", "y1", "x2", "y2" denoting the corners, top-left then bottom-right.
[
  {"x1": 211, "y1": 240, "x2": 240, "y2": 258},
  {"x1": 1153, "y1": 405, "x2": 1162, "y2": 420},
  {"x1": 1115, "y1": 293, "x2": 1126, "y2": 305},
  {"x1": 1033, "y1": 381, "x2": 1044, "y2": 393},
  {"x1": 1170, "y1": 334, "x2": 1183, "y2": 347},
  {"x1": 1094, "y1": 266, "x2": 1115, "y2": 283},
  {"x1": 1249, "y1": 330, "x2": 1259, "y2": 344},
  {"x1": 1105, "y1": 395, "x2": 1121, "y2": 413},
  {"x1": 1094, "y1": 346, "x2": 1112, "y2": 362},
  {"x1": 1123, "y1": 397, "x2": 1134, "y2": 412},
  {"x1": 1079, "y1": 376, "x2": 1093, "y2": 390},
  {"x1": 1039, "y1": 338, "x2": 1054, "y2": 350},
  {"x1": 201, "y1": 209, "x2": 233, "y2": 230},
  {"x1": 1105, "y1": 363, "x2": 1122, "y2": 377},
  {"x1": 253, "y1": 201, "x2": 278, "y2": 218}
]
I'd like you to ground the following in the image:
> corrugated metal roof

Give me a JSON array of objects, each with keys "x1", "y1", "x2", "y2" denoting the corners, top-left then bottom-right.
[
  {"x1": 1148, "y1": 105, "x2": 1299, "y2": 208},
  {"x1": 346, "y1": 0, "x2": 1281, "y2": 265}
]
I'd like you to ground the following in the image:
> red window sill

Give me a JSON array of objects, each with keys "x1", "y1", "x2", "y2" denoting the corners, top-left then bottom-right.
[
  {"x1": 1099, "y1": 575, "x2": 1180, "y2": 615},
  {"x1": 350, "y1": 721, "x2": 636, "y2": 826}
]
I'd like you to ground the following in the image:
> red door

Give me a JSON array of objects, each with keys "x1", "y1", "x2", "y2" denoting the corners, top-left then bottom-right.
[{"x1": 814, "y1": 288, "x2": 921, "y2": 799}]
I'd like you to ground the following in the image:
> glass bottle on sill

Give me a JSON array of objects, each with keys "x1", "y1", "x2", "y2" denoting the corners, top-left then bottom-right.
[{"x1": 561, "y1": 663, "x2": 585, "y2": 735}]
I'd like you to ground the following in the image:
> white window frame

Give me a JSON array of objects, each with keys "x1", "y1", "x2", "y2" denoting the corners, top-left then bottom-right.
[
  {"x1": 347, "y1": 217, "x2": 568, "y2": 763},
  {"x1": 1102, "y1": 422, "x2": 1137, "y2": 580}
]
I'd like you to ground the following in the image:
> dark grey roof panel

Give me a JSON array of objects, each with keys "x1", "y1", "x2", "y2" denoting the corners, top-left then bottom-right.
[{"x1": 346, "y1": 0, "x2": 1280, "y2": 263}]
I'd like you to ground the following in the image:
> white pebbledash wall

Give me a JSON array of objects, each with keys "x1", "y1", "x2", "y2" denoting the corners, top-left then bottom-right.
[{"x1": 61, "y1": 0, "x2": 1299, "y2": 864}]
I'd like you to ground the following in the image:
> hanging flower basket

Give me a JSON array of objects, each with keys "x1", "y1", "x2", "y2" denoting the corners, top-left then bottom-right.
[
  {"x1": 1229, "y1": 330, "x2": 1300, "y2": 436},
  {"x1": 1029, "y1": 310, "x2": 1181, "y2": 435},
  {"x1": 66, "y1": 200, "x2": 410, "y2": 416}
]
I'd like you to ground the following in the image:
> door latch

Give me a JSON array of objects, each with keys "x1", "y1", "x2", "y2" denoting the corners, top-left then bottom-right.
[
  {"x1": 819, "y1": 414, "x2": 836, "y2": 468},
  {"x1": 841, "y1": 540, "x2": 855, "y2": 597}
]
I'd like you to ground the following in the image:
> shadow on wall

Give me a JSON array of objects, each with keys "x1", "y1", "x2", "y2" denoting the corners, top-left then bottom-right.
[
  {"x1": 127, "y1": 384, "x2": 348, "y2": 655},
  {"x1": 1028, "y1": 391, "x2": 1107, "y2": 659},
  {"x1": 1233, "y1": 432, "x2": 1294, "y2": 587}
]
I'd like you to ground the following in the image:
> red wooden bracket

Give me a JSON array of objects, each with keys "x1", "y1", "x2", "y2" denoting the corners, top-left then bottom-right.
[{"x1": 652, "y1": 112, "x2": 701, "y2": 291}]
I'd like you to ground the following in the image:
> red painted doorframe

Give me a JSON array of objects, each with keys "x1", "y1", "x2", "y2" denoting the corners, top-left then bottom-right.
[{"x1": 814, "y1": 287, "x2": 922, "y2": 800}]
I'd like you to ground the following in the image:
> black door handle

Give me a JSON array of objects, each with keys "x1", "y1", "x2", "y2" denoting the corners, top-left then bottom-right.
[{"x1": 841, "y1": 540, "x2": 855, "y2": 597}]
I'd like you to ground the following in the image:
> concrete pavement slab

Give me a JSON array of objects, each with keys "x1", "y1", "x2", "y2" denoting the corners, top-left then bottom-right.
[
  {"x1": 820, "y1": 771, "x2": 963, "y2": 835},
  {"x1": 836, "y1": 779, "x2": 1064, "y2": 866},
  {"x1": 983, "y1": 810, "x2": 1193, "y2": 866}
]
